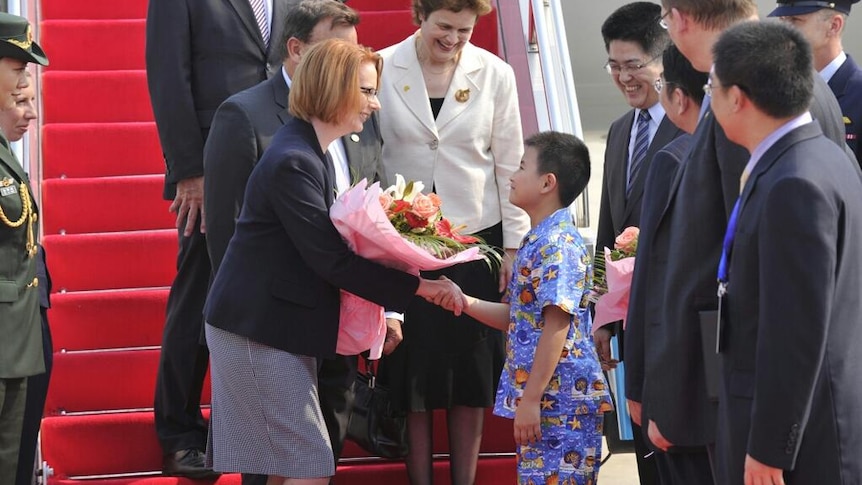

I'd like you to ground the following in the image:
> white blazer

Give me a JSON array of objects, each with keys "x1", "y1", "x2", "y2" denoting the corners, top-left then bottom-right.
[{"x1": 378, "y1": 35, "x2": 530, "y2": 248}]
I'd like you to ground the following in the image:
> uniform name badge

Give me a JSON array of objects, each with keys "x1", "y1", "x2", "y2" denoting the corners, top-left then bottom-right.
[{"x1": 1, "y1": 185, "x2": 16, "y2": 197}]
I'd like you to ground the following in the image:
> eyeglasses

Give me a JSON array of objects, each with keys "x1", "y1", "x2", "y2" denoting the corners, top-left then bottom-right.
[
  {"x1": 659, "y1": 10, "x2": 671, "y2": 29},
  {"x1": 702, "y1": 82, "x2": 717, "y2": 97},
  {"x1": 359, "y1": 87, "x2": 379, "y2": 100},
  {"x1": 604, "y1": 55, "x2": 661, "y2": 76},
  {"x1": 653, "y1": 78, "x2": 676, "y2": 94}
]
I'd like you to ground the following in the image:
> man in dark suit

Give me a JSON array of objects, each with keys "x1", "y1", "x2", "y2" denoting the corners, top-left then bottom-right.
[
  {"x1": 595, "y1": 4, "x2": 681, "y2": 483},
  {"x1": 769, "y1": 0, "x2": 862, "y2": 165},
  {"x1": 145, "y1": 0, "x2": 297, "y2": 477},
  {"x1": 637, "y1": 1, "x2": 852, "y2": 483},
  {"x1": 203, "y1": 1, "x2": 373, "y2": 483},
  {"x1": 625, "y1": 44, "x2": 712, "y2": 485},
  {"x1": 710, "y1": 21, "x2": 862, "y2": 484}
]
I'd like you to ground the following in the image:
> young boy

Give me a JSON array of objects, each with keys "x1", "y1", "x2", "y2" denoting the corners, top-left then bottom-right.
[{"x1": 457, "y1": 131, "x2": 612, "y2": 485}]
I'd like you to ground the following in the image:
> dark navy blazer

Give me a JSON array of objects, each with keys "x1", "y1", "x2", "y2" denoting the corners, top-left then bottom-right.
[{"x1": 204, "y1": 118, "x2": 418, "y2": 359}]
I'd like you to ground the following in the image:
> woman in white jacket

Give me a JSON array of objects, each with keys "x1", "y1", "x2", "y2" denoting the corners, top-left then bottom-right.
[{"x1": 376, "y1": 1, "x2": 530, "y2": 483}]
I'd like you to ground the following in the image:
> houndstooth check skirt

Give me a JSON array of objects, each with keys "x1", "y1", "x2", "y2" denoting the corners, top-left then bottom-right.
[{"x1": 205, "y1": 324, "x2": 334, "y2": 478}]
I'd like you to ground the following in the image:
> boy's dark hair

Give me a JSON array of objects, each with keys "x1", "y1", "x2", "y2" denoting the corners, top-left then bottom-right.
[
  {"x1": 713, "y1": 21, "x2": 813, "y2": 119},
  {"x1": 278, "y1": 0, "x2": 360, "y2": 61},
  {"x1": 525, "y1": 131, "x2": 591, "y2": 207},
  {"x1": 662, "y1": 43, "x2": 708, "y2": 105},
  {"x1": 601, "y1": 2, "x2": 669, "y2": 58}
]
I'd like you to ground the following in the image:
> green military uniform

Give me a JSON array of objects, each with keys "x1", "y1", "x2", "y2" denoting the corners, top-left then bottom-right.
[
  {"x1": 0, "y1": 11, "x2": 49, "y2": 482},
  {"x1": 0, "y1": 130, "x2": 42, "y2": 482}
]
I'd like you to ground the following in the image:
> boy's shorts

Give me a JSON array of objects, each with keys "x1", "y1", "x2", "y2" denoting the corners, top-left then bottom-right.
[{"x1": 517, "y1": 413, "x2": 604, "y2": 485}]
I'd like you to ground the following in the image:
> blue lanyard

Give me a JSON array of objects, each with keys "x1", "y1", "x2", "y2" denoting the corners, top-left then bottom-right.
[{"x1": 717, "y1": 198, "x2": 741, "y2": 287}]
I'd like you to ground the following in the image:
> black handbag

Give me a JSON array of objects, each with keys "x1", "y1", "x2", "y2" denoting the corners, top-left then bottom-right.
[{"x1": 347, "y1": 357, "x2": 408, "y2": 458}]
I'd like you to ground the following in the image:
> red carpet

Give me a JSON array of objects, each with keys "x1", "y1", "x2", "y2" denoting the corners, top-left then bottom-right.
[{"x1": 37, "y1": 0, "x2": 513, "y2": 483}]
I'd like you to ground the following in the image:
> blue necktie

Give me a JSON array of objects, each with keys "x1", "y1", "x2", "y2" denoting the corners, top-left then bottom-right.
[{"x1": 628, "y1": 110, "x2": 651, "y2": 196}]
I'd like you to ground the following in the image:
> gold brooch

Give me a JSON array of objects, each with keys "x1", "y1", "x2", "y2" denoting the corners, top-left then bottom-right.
[{"x1": 455, "y1": 89, "x2": 470, "y2": 103}]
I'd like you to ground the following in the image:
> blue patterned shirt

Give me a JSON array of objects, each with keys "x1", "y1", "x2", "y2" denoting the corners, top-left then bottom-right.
[{"x1": 494, "y1": 208, "x2": 612, "y2": 419}]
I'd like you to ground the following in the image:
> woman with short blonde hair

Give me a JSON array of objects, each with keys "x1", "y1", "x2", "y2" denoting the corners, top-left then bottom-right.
[{"x1": 204, "y1": 38, "x2": 463, "y2": 485}]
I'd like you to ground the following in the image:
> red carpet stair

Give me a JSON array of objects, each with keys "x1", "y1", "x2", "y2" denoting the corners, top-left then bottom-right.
[{"x1": 37, "y1": 0, "x2": 512, "y2": 483}]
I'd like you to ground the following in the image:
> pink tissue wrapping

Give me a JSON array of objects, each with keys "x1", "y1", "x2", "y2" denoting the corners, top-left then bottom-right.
[
  {"x1": 330, "y1": 179, "x2": 483, "y2": 358},
  {"x1": 592, "y1": 247, "x2": 636, "y2": 334}
]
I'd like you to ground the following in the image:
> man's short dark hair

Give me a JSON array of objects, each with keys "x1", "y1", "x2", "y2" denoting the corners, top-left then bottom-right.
[
  {"x1": 525, "y1": 131, "x2": 591, "y2": 207},
  {"x1": 662, "y1": 43, "x2": 708, "y2": 105},
  {"x1": 601, "y1": 2, "x2": 669, "y2": 58},
  {"x1": 278, "y1": 0, "x2": 360, "y2": 61},
  {"x1": 713, "y1": 21, "x2": 813, "y2": 119}
]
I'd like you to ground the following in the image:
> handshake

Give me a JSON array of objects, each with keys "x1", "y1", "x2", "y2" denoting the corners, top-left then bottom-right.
[{"x1": 416, "y1": 276, "x2": 469, "y2": 315}]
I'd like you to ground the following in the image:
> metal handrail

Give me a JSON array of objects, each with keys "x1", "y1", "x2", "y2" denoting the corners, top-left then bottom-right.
[{"x1": 529, "y1": 0, "x2": 590, "y2": 227}]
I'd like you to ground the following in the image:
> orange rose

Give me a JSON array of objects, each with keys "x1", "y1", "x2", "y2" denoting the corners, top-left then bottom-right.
[
  {"x1": 428, "y1": 193, "x2": 442, "y2": 208},
  {"x1": 379, "y1": 193, "x2": 394, "y2": 214},
  {"x1": 411, "y1": 193, "x2": 439, "y2": 219},
  {"x1": 614, "y1": 226, "x2": 639, "y2": 254}
]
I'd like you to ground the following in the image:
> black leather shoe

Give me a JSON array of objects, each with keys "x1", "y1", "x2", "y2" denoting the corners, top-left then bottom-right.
[{"x1": 162, "y1": 448, "x2": 221, "y2": 479}]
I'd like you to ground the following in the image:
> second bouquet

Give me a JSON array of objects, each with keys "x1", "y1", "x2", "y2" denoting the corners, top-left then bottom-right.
[{"x1": 330, "y1": 175, "x2": 499, "y2": 358}]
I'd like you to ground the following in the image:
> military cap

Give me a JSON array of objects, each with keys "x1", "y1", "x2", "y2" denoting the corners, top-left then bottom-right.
[
  {"x1": 0, "y1": 12, "x2": 48, "y2": 66},
  {"x1": 769, "y1": 0, "x2": 860, "y2": 16}
]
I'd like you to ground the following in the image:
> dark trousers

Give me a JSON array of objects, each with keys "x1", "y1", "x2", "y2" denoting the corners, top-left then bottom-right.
[
  {"x1": 604, "y1": 403, "x2": 660, "y2": 484},
  {"x1": 242, "y1": 353, "x2": 358, "y2": 485},
  {"x1": 15, "y1": 310, "x2": 52, "y2": 485},
  {"x1": 632, "y1": 421, "x2": 660, "y2": 485},
  {"x1": 654, "y1": 446, "x2": 715, "y2": 485},
  {"x1": 155, "y1": 220, "x2": 211, "y2": 453},
  {"x1": 0, "y1": 377, "x2": 27, "y2": 482}
]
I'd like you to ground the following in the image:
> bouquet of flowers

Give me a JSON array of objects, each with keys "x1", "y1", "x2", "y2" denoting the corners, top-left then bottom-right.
[
  {"x1": 590, "y1": 226, "x2": 639, "y2": 333},
  {"x1": 330, "y1": 175, "x2": 499, "y2": 358}
]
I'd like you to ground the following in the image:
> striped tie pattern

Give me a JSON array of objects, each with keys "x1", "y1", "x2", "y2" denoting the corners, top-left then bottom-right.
[
  {"x1": 627, "y1": 109, "x2": 651, "y2": 196},
  {"x1": 249, "y1": 0, "x2": 270, "y2": 47}
]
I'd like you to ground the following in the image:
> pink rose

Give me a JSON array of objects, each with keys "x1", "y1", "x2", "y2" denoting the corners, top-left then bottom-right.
[
  {"x1": 411, "y1": 194, "x2": 439, "y2": 219},
  {"x1": 614, "y1": 226, "x2": 639, "y2": 254}
]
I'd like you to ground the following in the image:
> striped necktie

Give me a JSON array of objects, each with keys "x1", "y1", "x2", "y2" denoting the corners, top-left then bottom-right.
[
  {"x1": 249, "y1": 0, "x2": 270, "y2": 47},
  {"x1": 627, "y1": 109, "x2": 651, "y2": 196}
]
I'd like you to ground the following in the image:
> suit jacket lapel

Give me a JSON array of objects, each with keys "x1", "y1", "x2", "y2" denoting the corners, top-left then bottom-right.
[
  {"x1": 226, "y1": 0, "x2": 266, "y2": 55},
  {"x1": 624, "y1": 115, "x2": 683, "y2": 220},
  {"x1": 828, "y1": 55, "x2": 857, "y2": 101},
  {"x1": 738, "y1": 122, "x2": 823, "y2": 213},
  {"x1": 608, "y1": 111, "x2": 634, "y2": 230},
  {"x1": 271, "y1": 74, "x2": 291, "y2": 124},
  {"x1": 270, "y1": 0, "x2": 291, "y2": 58},
  {"x1": 434, "y1": 44, "x2": 482, "y2": 132},
  {"x1": 0, "y1": 143, "x2": 28, "y2": 184},
  {"x1": 659, "y1": 109, "x2": 713, "y2": 222},
  {"x1": 390, "y1": 36, "x2": 438, "y2": 137}
]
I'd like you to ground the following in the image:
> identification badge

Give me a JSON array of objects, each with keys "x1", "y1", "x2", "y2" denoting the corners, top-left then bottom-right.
[
  {"x1": 715, "y1": 282, "x2": 727, "y2": 353},
  {"x1": 0, "y1": 185, "x2": 16, "y2": 197}
]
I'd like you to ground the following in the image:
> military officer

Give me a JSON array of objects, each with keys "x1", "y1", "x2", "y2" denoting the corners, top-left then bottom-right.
[
  {"x1": 0, "y1": 11, "x2": 49, "y2": 481},
  {"x1": 770, "y1": 0, "x2": 862, "y2": 164}
]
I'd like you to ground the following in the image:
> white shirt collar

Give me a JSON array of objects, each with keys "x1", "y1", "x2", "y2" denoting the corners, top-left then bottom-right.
[{"x1": 819, "y1": 51, "x2": 847, "y2": 83}]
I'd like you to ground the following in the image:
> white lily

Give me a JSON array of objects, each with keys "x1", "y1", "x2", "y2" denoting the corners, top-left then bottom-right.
[{"x1": 384, "y1": 174, "x2": 425, "y2": 202}]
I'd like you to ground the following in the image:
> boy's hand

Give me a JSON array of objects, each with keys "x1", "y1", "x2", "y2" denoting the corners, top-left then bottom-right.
[
  {"x1": 513, "y1": 398, "x2": 542, "y2": 446},
  {"x1": 417, "y1": 276, "x2": 466, "y2": 315}
]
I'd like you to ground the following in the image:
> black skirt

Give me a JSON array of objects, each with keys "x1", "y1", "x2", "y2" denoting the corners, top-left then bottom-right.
[{"x1": 378, "y1": 222, "x2": 506, "y2": 411}]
